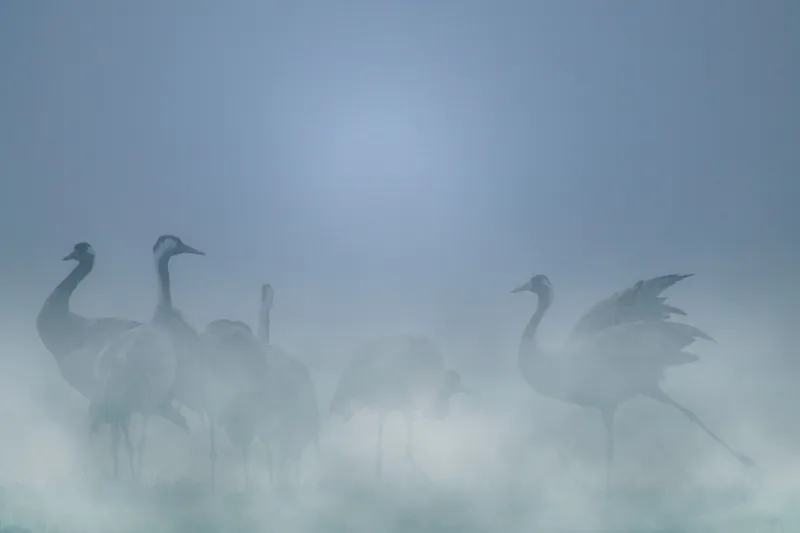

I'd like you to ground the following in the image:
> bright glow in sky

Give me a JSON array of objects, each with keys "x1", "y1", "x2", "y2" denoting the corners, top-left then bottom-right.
[
  {"x1": 320, "y1": 88, "x2": 448, "y2": 178},
  {"x1": 288, "y1": 59, "x2": 476, "y2": 267}
]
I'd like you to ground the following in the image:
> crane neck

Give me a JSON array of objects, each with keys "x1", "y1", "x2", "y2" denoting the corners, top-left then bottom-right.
[
  {"x1": 258, "y1": 304, "x2": 271, "y2": 345},
  {"x1": 43, "y1": 257, "x2": 94, "y2": 313},
  {"x1": 155, "y1": 253, "x2": 173, "y2": 312},
  {"x1": 519, "y1": 289, "x2": 552, "y2": 361},
  {"x1": 432, "y1": 376, "x2": 457, "y2": 415}
]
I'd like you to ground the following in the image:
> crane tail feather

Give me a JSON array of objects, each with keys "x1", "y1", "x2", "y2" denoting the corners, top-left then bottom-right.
[{"x1": 663, "y1": 305, "x2": 687, "y2": 317}]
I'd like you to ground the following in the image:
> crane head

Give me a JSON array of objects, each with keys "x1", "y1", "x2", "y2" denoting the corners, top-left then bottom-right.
[
  {"x1": 63, "y1": 242, "x2": 95, "y2": 262},
  {"x1": 153, "y1": 234, "x2": 205, "y2": 261},
  {"x1": 425, "y1": 370, "x2": 472, "y2": 420},
  {"x1": 329, "y1": 391, "x2": 359, "y2": 423},
  {"x1": 444, "y1": 369, "x2": 474, "y2": 397},
  {"x1": 511, "y1": 274, "x2": 553, "y2": 298},
  {"x1": 261, "y1": 284, "x2": 275, "y2": 309}
]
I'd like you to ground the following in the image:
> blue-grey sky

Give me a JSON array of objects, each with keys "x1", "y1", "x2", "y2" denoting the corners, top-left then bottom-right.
[{"x1": 1, "y1": 2, "x2": 797, "y2": 372}]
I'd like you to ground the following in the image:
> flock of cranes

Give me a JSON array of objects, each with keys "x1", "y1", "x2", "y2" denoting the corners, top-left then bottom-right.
[{"x1": 35, "y1": 234, "x2": 754, "y2": 496}]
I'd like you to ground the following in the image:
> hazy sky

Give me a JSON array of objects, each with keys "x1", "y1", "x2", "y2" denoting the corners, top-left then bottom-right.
[
  {"x1": 1, "y1": 2, "x2": 797, "y2": 375},
  {"x1": 1, "y1": 3, "x2": 800, "y2": 511}
]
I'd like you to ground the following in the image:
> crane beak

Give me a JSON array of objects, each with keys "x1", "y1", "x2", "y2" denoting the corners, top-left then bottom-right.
[
  {"x1": 511, "y1": 280, "x2": 532, "y2": 293},
  {"x1": 178, "y1": 243, "x2": 205, "y2": 256},
  {"x1": 63, "y1": 251, "x2": 78, "y2": 261}
]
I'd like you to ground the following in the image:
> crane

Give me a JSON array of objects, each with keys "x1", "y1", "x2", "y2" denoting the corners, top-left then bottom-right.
[
  {"x1": 511, "y1": 273, "x2": 755, "y2": 502},
  {"x1": 256, "y1": 284, "x2": 319, "y2": 484},
  {"x1": 93, "y1": 235, "x2": 206, "y2": 480},
  {"x1": 330, "y1": 334, "x2": 471, "y2": 479},
  {"x1": 36, "y1": 242, "x2": 186, "y2": 478},
  {"x1": 201, "y1": 317, "x2": 267, "y2": 489}
]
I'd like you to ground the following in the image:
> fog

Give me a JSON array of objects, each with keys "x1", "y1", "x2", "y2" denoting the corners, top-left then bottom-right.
[{"x1": 0, "y1": 1, "x2": 798, "y2": 532}]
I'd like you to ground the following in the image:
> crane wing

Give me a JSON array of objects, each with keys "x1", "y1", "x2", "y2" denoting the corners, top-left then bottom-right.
[
  {"x1": 203, "y1": 319, "x2": 268, "y2": 392},
  {"x1": 573, "y1": 320, "x2": 712, "y2": 366},
  {"x1": 93, "y1": 323, "x2": 179, "y2": 409},
  {"x1": 154, "y1": 309, "x2": 206, "y2": 364},
  {"x1": 206, "y1": 319, "x2": 254, "y2": 338},
  {"x1": 149, "y1": 308, "x2": 210, "y2": 415},
  {"x1": 262, "y1": 345, "x2": 318, "y2": 433},
  {"x1": 56, "y1": 316, "x2": 141, "y2": 397},
  {"x1": 82, "y1": 316, "x2": 142, "y2": 354},
  {"x1": 569, "y1": 274, "x2": 697, "y2": 343},
  {"x1": 558, "y1": 320, "x2": 711, "y2": 405},
  {"x1": 333, "y1": 334, "x2": 446, "y2": 411}
]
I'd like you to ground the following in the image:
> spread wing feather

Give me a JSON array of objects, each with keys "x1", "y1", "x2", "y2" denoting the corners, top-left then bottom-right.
[
  {"x1": 570, "y1": 274, "x2": 703, "y2": 342},
  {"x1": 572, "y1": 320, "x2": 710, "y2": 367}
]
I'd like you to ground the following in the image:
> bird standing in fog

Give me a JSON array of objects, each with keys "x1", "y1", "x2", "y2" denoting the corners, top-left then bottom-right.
[
  {"x1": 331, "y1": 334, "x2": 471, "y2": 480},
  {"x1": 37, "y1": 243, "x2": 139, "y2": 399},
  {"x1": 511, "y1": 273, "x2": 754, "y2": 501},
  {"x1": 36, "y1": 242, "x2": 184, "y2": 478},
  {"x1": 90, "y1": 235, "x2": 204, "y2": 479},
  {"x1": 257, "y1": 284, "x2": 319, "y2": 484},
  {"x1": 201, "y1": 317, "x2": 267, "y2": 489}
]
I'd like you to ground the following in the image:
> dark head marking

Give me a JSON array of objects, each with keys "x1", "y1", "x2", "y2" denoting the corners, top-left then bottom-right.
[
  {"x1": 63, "y1": 242, "x2": 95, "y2": 261},
  {"x1": 153, "y1": 234, "x2": 181, "y2": 253},
  {"x1": 152, "y1": 234, "x2": 205, "y2": 258}
]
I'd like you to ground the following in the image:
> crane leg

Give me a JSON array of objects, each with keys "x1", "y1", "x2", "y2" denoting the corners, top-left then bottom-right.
[
  {"x1": 121, "y1": 418, "x2": 135, "y2": 480},
  {"x1": 111, "y1": 422, "x2": 121, "y2": 481},
  {"x1": 644, "y1": 388, "x2": 755, "y2": 467},
  {"x1": 82, "y1": 411, "x2": 97, "y2": 481},
  {"x1": 278, "y1": 441, "x2": 290, "y2": 485},
  {"x1": 278, "y1": 443, "x2": 289, "y2": 485},
  {"x1": 136, "y1": 415, "x2": 150, "y2": 480},
  {"x1": 404, "y1": 412, "x2": 415, "y2": 462},
  {"x1": 208, "y1": 418, "x2": 217, "y2": 490},
  {"x1": 265, "y1": 444, "x2": 274, "y2": 484},
  {"x1": 404, "y1": 412, "x2": 430, "y2": 481},
  {"x1": 241, "y1": 444, "x2": 250, "y2": 492},
  {"x1": 375, "y1": 413, "x2": 386, "y2": 481},
  {"x1": 601, "y1": 408, "x2": 615, "y2": 512}
]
